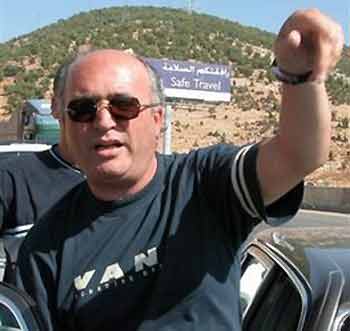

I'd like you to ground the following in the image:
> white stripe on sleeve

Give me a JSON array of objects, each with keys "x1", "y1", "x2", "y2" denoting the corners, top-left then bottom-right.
[
  {"x1": 3, "y1": 224, "x2": 33, "y2": 238},
  {"x1": 231, "y1": 145, "x2": 261, "y2": 218}
]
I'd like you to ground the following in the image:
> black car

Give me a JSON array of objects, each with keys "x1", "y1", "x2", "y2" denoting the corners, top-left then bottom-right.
[{"x1": 240, "y1": 223, "x2": 350, "y2": 331}]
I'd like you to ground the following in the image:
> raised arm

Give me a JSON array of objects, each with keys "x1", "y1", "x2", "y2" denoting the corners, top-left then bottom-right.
[{"x1": 257, "y1": 9, "x2": 344, "y2": 205}]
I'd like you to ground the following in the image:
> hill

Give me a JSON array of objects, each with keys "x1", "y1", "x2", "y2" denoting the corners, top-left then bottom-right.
[{"x1": 0, "y1": 6, "x2": 349, "y2": 186}]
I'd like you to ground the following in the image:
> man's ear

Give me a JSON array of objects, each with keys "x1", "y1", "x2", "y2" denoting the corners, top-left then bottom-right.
[
  {"x1": 51, "y1": 97, "x2": 62, "y2": 120},
  {"x1": 153, "y1": 106, "x2": 165, "y2": 138}
]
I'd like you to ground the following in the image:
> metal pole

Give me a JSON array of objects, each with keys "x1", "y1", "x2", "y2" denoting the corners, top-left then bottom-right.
[{"x1": 162, "y1": 103, "x2": 172, "y2": 154}]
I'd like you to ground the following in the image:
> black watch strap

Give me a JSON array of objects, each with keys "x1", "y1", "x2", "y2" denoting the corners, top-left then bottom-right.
[{"x1": 271, "y1": 59, "x2": 312, "y2": 85}]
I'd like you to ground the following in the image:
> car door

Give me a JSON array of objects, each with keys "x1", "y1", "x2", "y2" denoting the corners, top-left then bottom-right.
[
  {"x1": 240, "y1": 244, "x2": 308, "y2": 331},
  {"x1": 0, "y1": 283, "x2": 44, "y2": 331}
]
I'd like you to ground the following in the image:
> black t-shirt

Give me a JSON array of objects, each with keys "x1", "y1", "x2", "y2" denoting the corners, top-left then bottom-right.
[
  {"x1": 0, "y1": 145, "x2": 84, "y2": 270},
  {"x1": 16, "y1": 144, "x2": 303, "y2": 331}
]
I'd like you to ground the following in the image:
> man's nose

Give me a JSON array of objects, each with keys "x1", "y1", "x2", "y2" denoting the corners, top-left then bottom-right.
[{"x1": 93, "y1": 105, "x2": 116, "y2": 130}]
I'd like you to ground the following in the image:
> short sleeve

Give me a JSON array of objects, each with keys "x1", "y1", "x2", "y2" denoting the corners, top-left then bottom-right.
[{"x1": 231, "y1": 143, "x2": 303, "y2": 226}]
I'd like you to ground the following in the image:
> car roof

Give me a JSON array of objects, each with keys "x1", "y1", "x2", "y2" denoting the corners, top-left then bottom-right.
[{"x1": 0, "y1": 142, "x2": 51, "y2": 152}]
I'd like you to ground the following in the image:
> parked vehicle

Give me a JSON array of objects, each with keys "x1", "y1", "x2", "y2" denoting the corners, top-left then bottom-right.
[
  {"x1": 17, "y1": 99, "x2": 59, "y2": 144},
  {"x1": 240, "y1": 225, "x2": 350, "y2": 331}
]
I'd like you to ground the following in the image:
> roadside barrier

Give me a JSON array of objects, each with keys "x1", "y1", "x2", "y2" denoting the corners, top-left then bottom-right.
[{"x1": 302, "y1": 185, "x2": 350, "y2": 213}]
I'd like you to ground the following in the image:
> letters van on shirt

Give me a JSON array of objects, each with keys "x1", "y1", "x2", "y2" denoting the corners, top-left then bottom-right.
[{"x1": 74, "y1": 247, "x2": 158, "y2": 291}]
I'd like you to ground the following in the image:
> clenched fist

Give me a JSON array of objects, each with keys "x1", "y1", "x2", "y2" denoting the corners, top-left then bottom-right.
[{"x1": 274, "y1": 8, "x2": 344, "y2": 83}]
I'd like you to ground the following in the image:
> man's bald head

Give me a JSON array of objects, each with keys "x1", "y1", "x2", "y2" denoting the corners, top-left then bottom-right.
[{"x1": 65, "y1": 49, "x2": 164, "y2": 105}]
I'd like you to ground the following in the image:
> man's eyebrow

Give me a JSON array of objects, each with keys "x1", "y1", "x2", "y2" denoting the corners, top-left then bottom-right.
[
  {"x1": 106, "y1": 92, "x2": 133, "y2": 99},
  {"x1": 70, "y1": 93, "x2": 100, "y2": 100}
]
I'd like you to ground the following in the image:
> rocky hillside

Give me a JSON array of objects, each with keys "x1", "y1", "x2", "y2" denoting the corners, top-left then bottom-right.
[{"x1": 0, "y1": 6, "x2": 349, "y2": 186}]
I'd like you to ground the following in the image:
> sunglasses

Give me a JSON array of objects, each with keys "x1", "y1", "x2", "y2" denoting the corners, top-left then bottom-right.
[{"x1": 65, "y1": 94, "x2": 160, "y2": 123}]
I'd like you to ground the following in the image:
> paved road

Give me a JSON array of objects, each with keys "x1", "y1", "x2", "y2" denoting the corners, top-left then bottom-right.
[{"x1": 250, "y1": 209, "x2": 350, "y2": 239}]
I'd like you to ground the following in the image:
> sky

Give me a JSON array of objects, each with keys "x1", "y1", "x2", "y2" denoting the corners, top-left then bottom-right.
[{"x1": 0, "y1": 0, "x2": 348, "y2": 44}]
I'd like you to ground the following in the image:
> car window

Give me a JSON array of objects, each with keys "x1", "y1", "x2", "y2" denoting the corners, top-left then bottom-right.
[
  {"x1": 240, "y1": 257, "x2": 269, "y2": 314},
  {"x1": 240, "y1": 247, "x2": 275, "y2": 316},
  {"x1": 242, "y1": 247, "x2": 303, "y2": 331},
  {"x1": 246, "y1": 269, "x2": 302, "y2": 331}
]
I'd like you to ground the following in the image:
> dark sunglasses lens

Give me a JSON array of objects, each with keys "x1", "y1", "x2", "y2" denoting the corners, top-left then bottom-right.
[
  {"x1": 110, "y1": 96, "x2": 140, "y2": 119},
  {"x1": 67, "y1": 99, "x2": 97, "y2": 122}
]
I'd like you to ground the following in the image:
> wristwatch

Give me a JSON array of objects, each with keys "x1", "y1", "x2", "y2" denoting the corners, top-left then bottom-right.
[{"x1": 271, "y1": 59, "x2": 312, "y2": 85}]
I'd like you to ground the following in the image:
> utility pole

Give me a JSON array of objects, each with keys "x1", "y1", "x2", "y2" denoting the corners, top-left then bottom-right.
[{"x1": 187, "y1": 0, "x2": 193, "y2": 14}]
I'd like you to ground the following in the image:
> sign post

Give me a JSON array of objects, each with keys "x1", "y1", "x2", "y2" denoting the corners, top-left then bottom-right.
[{"x1": 162, "y1": 103, "x2": 172, "y2": 155}]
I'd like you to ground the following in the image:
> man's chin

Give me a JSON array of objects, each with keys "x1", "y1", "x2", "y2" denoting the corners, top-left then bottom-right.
[{"x1": 90, "y1": 162, "x2": 130, "y2": 181}]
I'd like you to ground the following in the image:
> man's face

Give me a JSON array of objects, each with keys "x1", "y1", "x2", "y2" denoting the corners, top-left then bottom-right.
[{"x1": 62, "y1": 50, "x2": 163, "y2": 186}]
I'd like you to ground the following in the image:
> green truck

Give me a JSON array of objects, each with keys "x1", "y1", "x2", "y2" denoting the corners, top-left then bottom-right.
[{"x1": 17, "y1": 99, "x2": 60, "y2": 144}]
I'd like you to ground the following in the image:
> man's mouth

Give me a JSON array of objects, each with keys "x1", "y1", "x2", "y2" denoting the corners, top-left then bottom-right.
[{"x1": 94, "y1": 140, "x2": 123, "y2": 152}]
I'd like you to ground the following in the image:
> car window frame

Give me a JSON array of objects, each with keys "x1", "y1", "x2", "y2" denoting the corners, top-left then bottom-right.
[
  {"x1": 241, "y1": 240, "x2": 311, "y2": 331},
  {"x1": 0, "y1": 283, "x2": 44, "y2": 331}
]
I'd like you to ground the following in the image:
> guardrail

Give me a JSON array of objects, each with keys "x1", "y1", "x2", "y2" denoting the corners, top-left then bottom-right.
[{"x1": 302, "y1": 185, "x2": 350, "y2": 213}]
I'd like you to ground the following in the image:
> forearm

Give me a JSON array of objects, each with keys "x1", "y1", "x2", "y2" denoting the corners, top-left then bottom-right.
[
  {"x1": 255, "y1": 8, "x2": 343, "y2": 206},
  {"x1": 279, "y1": 81, "x2": 331, "y2": 174},
  {"x1": 257, "y1": 81, "x2": 330, "y2": 205}
]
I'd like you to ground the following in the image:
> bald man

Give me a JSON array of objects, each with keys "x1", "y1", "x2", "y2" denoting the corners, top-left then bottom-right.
[{"x1": 16, "y1": 9, "x2": 343, "y2": 331}]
